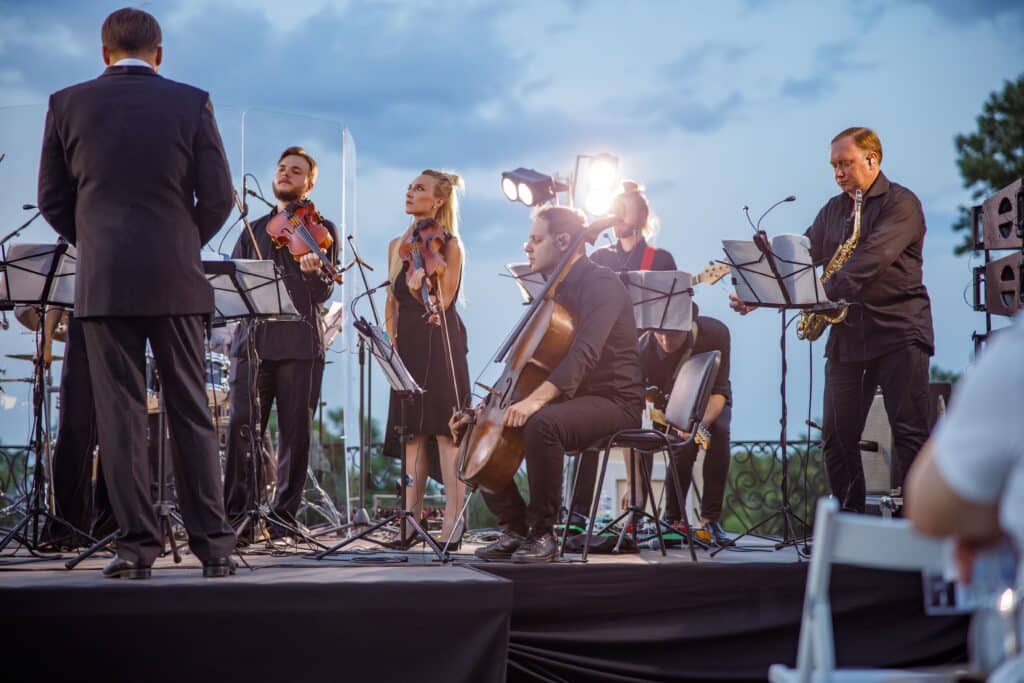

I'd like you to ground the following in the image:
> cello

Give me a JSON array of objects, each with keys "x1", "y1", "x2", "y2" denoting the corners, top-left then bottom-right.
[{"x1": 454, "y1": 217, "x2": 611, "y2": 494}]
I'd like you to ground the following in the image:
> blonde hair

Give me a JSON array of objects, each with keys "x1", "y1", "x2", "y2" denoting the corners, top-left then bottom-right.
[
  {"x1": 832, "y1": 126, "x2": 883, "y2": 163},
  {"x1": 389, "y1": 169, "x2": 465, "y2": 293},
  {"x1": 617, "y1": 179, "x2": 660, "y2": 240}
]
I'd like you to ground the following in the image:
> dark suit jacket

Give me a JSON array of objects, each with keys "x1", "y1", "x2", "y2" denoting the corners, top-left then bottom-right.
[{"x1": 37, "y1": 65, "x2": 233, "y2": 317}]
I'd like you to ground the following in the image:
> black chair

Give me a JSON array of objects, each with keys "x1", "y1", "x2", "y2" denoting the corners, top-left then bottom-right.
[{"x1": 561, "y1": 350, "x2": 721, "y2": 562}]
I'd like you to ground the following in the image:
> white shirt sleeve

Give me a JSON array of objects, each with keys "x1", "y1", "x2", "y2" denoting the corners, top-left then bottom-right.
[{"x1": 932, "y1": 318, "x2": 1024, "y2": 504}]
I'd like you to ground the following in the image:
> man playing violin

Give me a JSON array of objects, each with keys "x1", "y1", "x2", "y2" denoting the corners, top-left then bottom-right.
[
  {"x1": 457, "y1": 206, "x2": 644, "y2": 563},
  {"x1": 223, "y1": 146, "x2": 339, "y2": 541}
]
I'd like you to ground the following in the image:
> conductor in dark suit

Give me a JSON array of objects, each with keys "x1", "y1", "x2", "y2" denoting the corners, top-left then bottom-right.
[{"x1": 37, "y1": 8, "x2": 236, "y2": 579}]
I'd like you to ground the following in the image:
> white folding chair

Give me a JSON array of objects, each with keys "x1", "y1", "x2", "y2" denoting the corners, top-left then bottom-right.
[{"x1": 768, "y1": 497, "x2": 966, "y2": 683}]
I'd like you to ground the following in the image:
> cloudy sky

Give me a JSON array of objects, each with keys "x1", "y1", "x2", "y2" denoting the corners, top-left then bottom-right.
[{"x1": 0, "y1": 0, "x2": 1022, "y2": 446}]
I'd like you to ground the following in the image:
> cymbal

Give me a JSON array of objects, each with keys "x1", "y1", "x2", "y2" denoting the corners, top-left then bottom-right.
[{"x1": 4, "y1": 353, "x2": 64, "y2": 362}]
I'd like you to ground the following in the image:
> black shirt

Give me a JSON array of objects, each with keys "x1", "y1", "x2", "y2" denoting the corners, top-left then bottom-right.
[
  {"x1": 590, "y1": 237, "x2": 676, "y2": 272},
  {"x1": 229, "y1": 210, "x2": 339, "y2": 361},
  {"x1": 637, "y1": 316, "x2": 732, "y2": 408},
  {"x1": 805, "y1": 172, "x2": 934, "y2": 363},
  {"x1": 547, "y1": 256, "x2": 644, "y2": 414}
]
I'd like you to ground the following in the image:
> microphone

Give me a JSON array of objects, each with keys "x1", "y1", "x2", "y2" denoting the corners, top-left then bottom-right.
[
  {"x1": 241, "y1": 175, "x2": 249, "y2": 216},
  {"x1": 805, "y1": 419, "x2": 822, "y2": 432},
  {"x1": 246, "y1": 188, "x2": 275, "y2": 210},
  {"x1": 22, "y1": 204, "x2": 36, "y2": 211},
  {"x1": 366, "y1": 280, "x2": 391, "y2": 296},
  {"x1": 755, "y1": 195, "x2": 796, "y2": 233}
]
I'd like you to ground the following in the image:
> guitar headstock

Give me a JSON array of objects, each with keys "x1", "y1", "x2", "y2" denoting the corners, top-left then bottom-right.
[{"x1": 694, "y1": 261, "x2": 730, "y2": 286}]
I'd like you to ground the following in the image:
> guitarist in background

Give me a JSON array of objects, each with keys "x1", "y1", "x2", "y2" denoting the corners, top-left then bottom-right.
[{"x1": 573, "y1": 181, "x2": 735, "y2": 547}]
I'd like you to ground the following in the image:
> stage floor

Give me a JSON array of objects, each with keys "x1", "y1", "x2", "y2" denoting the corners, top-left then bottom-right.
[{"x1": 0, "y1": 533, "x2": 968, "y2": 682}]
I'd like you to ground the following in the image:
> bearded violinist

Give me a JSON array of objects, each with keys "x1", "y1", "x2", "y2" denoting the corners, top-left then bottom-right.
[
  {"x1": 222, "y1": 146, "x2": 339, "y2": 541},
  {"x1": 466, "y1": 206, "x2": 644, "y2": 563}
]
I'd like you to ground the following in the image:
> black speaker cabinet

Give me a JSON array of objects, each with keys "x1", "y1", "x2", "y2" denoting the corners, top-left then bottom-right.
[
  {"x1": 978, "y1": 178, "x2": 1024, "y2": 250},
  {"x1": 984, "y1": 252, "x2": 1024, "y2": 317}
]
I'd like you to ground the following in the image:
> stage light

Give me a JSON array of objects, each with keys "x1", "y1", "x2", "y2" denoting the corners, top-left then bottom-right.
[
  {"x1": 584, "y1": 188, "x2": 614, "y2": 216},
  {"x1": 501, "y1": 177, "x2": 518, "y2": 202},
  {"x1": 500, "y1": 167, "x2": 564, "y2": 206},
  {"x1": 587, "y1": 154, "x2": 619, "y2": 190},
  {"x1": 573, "y1": 152, "x2": 620, "y2": 215},
  {"x1": 518, "y1": 182, "x2": 534, "y2": 206}
]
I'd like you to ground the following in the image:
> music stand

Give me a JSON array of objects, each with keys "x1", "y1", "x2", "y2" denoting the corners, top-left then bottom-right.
[
  {"x1": 716, "y1": 234, "x2": 839, "y2": 555},
  {"x1": 620, "y1": 270, "x2": 694, "y2": 332},
  {"x1": 606, "y1": 272, "x2": 708, "y2": 550},
  {"x1": 0, "y1": 242, "x2": 88, "y2": 555},
  {"x1": 314, "y1": 317, "x2": 448, "y2": 562},
  {"x1": 205, "y1": 259, "x2": 325, "y2": 548}
]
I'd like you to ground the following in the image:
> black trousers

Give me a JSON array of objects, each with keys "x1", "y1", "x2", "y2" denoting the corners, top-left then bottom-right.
[
  {"x1": 223, "y1": 355, "x2": 322, "y2": 524},
  {"x1": 47, "y1": 316, "x2": 107, "y2": 537},
  {"x1": 822, "y1": 343, "x2": 931, "y2": 513},
  {"x1": 664, "y1": 405, "x2": 731, "y2": 522},
  {"x1": 81, "y1": 316, "x2": 235, "y2": 565},
  {"x1": 481, "y1": 395, "x2": 640, "y2": 536}
]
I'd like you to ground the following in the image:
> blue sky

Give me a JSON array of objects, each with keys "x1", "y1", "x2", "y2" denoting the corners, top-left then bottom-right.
[{"x1": 0, "y1": 0, "x2": 1022, "y2": 445}]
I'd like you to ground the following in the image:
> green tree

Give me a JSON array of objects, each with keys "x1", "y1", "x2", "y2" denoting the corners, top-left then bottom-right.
[{"x1": 951, "y1": 74, "x2": 1024, "y2": 254}]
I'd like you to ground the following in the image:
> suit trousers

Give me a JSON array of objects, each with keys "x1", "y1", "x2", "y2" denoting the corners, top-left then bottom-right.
[
  {"x1": 49, "y1": 316, "x2": 112, "y2": 536},
  {"x1": 822, "y1": 343, "x2": 931, "y2": 513},
  {"x1": 223, "y1": 355, "x2": 322, "y2": 524},
  {"x1": 81, "y1": 315, "x2": 235, "y2": 565},
  {"x1": 482, "y1": 395, "x2": 640, "y2": 535}
]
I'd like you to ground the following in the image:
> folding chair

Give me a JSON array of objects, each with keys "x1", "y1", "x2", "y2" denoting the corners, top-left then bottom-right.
[
  {"x1": 768, "y1": 497, "x2": 967, "y2": 683},
  {"x1": 562, "y1": 350, "x2": 721, "y2": 562}
]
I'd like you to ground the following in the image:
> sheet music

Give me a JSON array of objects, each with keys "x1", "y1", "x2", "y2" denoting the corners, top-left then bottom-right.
[
  {"x1": 321, "y1": 300, "x2": 345, "y2": 349},
  {"x1": 723, "y1": 233, "x2": 828, "y2": 306},
  {"x1": 621, "y1": 270, "x2": 694, "y2": 331},
  {"x1": 0, "y1": 243, "x2": 76, "y2": 308},
  {"x1": 505, "y1": 263, "x2": 546, "y2": 303}
]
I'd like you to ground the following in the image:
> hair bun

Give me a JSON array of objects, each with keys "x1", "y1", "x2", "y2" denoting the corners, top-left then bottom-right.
[{"x1": 621, "y1": 179, "x2": 642, "y2": 193}]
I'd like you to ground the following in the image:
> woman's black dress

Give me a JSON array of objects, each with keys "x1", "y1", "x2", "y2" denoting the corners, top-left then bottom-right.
[{"x1": 385, "y1": 251, "x2": 470, "y2": 454}]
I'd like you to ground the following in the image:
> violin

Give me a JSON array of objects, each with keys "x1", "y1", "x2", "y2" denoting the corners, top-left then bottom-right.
[
  {"x1": 265, "y1": 199, "x2": 342, "y2": 284},
  {"x1": 399, "y1": 218, "x2": 449, "y2": 326}
]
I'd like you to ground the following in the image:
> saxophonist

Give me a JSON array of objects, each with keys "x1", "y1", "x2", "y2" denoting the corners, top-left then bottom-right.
[{"x1": 731, "y1": 127, "x2": 934, "y2": 513}]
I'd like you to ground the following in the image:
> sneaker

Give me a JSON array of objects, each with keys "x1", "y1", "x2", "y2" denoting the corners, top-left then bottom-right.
[
  {"x1": 511, "y1": 531, "x2": 557, "y2": 564},
  {"x1": 474, "y1": 531, "x2": 525, "y2": 561}
]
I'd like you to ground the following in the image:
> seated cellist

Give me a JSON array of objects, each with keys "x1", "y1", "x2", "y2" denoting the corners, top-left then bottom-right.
[{"x1": 454, "y1": 206, "x2": 644, "y2": 563}]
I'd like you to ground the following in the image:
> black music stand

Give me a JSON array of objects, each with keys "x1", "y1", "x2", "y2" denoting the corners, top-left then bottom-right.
[
  {"x1": 0, "y1": 242, "x2": 89, "y2": 555},
  {"x1": 314, "y1": 317, "x2": 448, "y2": 562},
  {"x1": 620, "y1": 270, "x2": 694, "y2": 332},
  {"x1": 204, "y1": 259, "x2": 325, "y2": 548},
  {"x1": 597, "y1": 273, "x2": 707, "y2": 551},
  {"x1": 716, "y1": 234, "x2": 839, "y2": 555}
]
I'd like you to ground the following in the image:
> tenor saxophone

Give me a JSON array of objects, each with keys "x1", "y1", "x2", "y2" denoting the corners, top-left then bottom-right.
[{"x1": 796, "y1": 188, "x2": 862, "y2": 341}]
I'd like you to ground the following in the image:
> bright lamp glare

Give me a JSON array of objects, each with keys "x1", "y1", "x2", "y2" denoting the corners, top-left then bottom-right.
[
  {"x1": 588, "y1": 158, "x2": 618, "y2": 189},
  {"x1": 584, "y1": 189, "x2": 614, "y2": 216},
  {"x1": 518, "y1": 183, "x2": 534, "y2": 206},
  {"x1": 501, "y1": 177, "x2": 518, "y2": 202}
]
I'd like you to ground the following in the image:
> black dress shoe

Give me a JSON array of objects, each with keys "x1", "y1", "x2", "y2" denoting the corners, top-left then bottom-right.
[
  {"x1": 202, "y1": 557, "x2": 236, "y2": 578},
  {"x1": 473, "y1": 531, "x2": 524, "y2": 561},
  {"x1": 103, "y1": 556, "x2": 151, "y2": 580},
  {"x1": 704, "y1": 520, "x2": 734, "y2": 547},
  {"x1": 512, "y1": 531, "x2": 557, "y2": 564}
]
